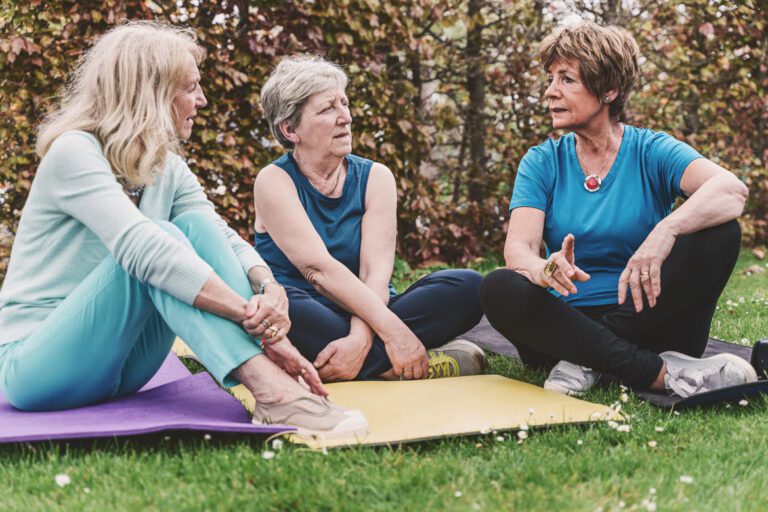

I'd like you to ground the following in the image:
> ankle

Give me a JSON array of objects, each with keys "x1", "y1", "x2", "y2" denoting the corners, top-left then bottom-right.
[{"x1": 649, "y1": 363, "x2": 667, "y2": 392}]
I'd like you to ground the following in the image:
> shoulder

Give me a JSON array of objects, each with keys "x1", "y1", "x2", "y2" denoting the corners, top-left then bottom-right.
[
  {"x1": 367, "y1": 161, "x2": 396, "y2": 187},
  {"x1": 255, "y1": 162, "x2": 293, "y2": 188},
  {"x1": 346, "y1": 153, "x2": 374, "y2": 170},
  {"x1": 45, "y1": 130, "x2": 103, "y2": 159},
  {"x1": 628, "y1": 125, "x2": 677, "y2": 149},
  {"x1": 519, "y1": 134, "x2": 570, "y2": 172}
]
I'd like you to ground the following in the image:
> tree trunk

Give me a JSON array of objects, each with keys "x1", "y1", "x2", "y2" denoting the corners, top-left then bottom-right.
[{"x1": 466, "y1": 0, "x2": 486, "y2": 204}]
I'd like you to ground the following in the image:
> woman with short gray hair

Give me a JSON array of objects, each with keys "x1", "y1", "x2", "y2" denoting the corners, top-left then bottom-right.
[{"x1": 254, "y1": 55, "x2": 485, "y2": 382}]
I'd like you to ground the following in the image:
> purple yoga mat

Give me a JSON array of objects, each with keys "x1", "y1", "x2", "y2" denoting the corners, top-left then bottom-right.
[{"x1": 0, "y1": 354, "x2": 293, "y2": 443}]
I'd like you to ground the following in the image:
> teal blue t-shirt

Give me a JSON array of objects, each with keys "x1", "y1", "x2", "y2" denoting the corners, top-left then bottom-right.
[{"x1": 509, "y1": 125, "x2": 702, "y2": 306}]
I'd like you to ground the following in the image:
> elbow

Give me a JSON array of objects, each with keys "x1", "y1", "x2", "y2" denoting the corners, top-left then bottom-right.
[
  {"x1": 298, "y1": 259, "x2": 335, "y2": 295},
  {"x1": 727, "y1": 175, "x2": 749, "y2": 216}
]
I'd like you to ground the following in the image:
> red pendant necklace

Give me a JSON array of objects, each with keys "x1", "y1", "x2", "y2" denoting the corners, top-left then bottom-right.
[
  {"x1": 584, "y1": 174, "x2": 602, "y2": 192},
  {"x1": 576, "y1": 126, "x2": 623, "y2": 193}
]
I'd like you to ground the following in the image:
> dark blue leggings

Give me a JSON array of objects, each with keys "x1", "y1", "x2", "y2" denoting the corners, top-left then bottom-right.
[
  {"x1": 285, "y1": 269, "x2": 484, "y2": 379},
  {"x1": 480, "y1": 220, "x2": 741, "y2": 388}
]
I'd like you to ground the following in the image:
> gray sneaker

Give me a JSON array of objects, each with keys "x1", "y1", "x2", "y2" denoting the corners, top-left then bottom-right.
[
  {"x1": 544, "y1": 360, "x2": 600, "y2": 396},
  {"x1": 252, "y1": 395, "x2": 369, "y2": 441},
  {"x1": 427, "y1": 339, "x2": 487, "y2": 379},
  {"x1": 660, "y1": 351, "x2": 758, "y2": 398}
]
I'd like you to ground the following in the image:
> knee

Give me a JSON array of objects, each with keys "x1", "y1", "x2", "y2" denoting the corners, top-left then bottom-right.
[
  {"x1": 691, "y1": 219, "x2": 741, "y2": 261},
  {"x1": 480, "y1": 269, "x2": 540, "y2": 322},
  {"x1": 172, "y1": 209, "x2": 211, "y2": 230},
  {"x1": 434, "y1": 269, "x2": 483, "y2": 314},
  {"x1": 155, "y1": 220, "x2": 187, "y2": 241}
]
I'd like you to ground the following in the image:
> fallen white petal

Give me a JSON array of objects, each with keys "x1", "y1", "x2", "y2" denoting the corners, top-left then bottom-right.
[
  {"x1": 55, "y1": 474, "x2": 71, "y2": 487},
  {"x1": 679, "y1": 475, "x2": 694, "y2": 484},
  {"x1": 262, "y1": 450, "x2": 276, "y2": 460},
  {"x1": 647, "y1": 440, "x2": 658, "y2": 448},
  {"x1": 620, "y1": 393, "x2": 629, "y2": 403},
  {"x1": 739, "y1": 399, "x2": 748, "y2": 406},
  {"x1": 655, "y1": 426, "x2": 665, "y2": 432},
  {"x1": 518, "y1": 422, "x2": 529, "y2": 431},
  {"x1": 577, "y1": 439, "x2": 583, "y2": 446},
  {"x1": 454, "y1": 491, "x2": 463, "y2": 498},
  {"x1": 271, "y1": 439, "x2": 284, "y2": 450},
  {"x1": 203, "y1": 434, "x2": 212, "y2": 441},
  {"x1": 517, "y1": 431, "x2": 528, "y2": 440},
  {"x1": 616, "y1": 424, "x2": 631, "y2": 433}
]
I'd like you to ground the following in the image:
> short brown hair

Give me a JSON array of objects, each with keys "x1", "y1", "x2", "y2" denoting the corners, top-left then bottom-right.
[{"x1": 538, "y1": 22, "x2": 640, "y2": 121}]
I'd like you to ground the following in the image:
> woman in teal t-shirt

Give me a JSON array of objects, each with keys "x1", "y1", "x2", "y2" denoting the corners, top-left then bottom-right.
[{"x1": 481, "y1": 21, "x2": 756, "y2": 398}]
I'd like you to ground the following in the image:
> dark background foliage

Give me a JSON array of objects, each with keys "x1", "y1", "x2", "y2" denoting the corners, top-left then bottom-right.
[{"x1": 1, "y1": 0, "x2": 765, "y2": 281}]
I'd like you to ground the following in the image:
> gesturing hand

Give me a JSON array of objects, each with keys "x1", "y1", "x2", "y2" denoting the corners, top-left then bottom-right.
[
  {"x1": 618, "y1": 224, "x2": 676, "y2": 312},
  {"x1": 538, "y1": 234, "x2": 590, "y2": 295},
  {"x1": 313, "y1": 334, "x2": 371, "y2": 382}
]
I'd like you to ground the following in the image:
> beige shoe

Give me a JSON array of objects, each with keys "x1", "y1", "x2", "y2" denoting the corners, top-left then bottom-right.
[
  {"x1": 252, "y1": 395, "x2": 368, "y2": 441},
  {"x1": 427, "y1": 339, "x2": 487, "y2": 379}
]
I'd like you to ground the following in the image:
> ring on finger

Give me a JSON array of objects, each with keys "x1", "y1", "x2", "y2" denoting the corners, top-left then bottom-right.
[
  {"x1": 267, "y1": 326, "x2": 280, "y2": 338},
  {"x1": 300, "y1": 368, "x2": 307, "y2": 376},
  {"x1": 640, "y1": 270, "x2": 651, "y2": 280},
  {"x1": 260, "y1": 319, "x2": 271, "y2": 329},
  {"x1": 543, "y1": 259, "x2": 558, "y2": 277}
]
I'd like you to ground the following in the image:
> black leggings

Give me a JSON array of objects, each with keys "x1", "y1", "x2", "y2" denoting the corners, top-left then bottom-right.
[{"x1": 480, "y1": 220, "x2": 741, "y2": 388}]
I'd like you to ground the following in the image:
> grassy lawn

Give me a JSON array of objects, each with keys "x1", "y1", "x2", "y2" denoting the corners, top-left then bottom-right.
[{"x1": 2, "y1": 251, "x2": 768, "y2": 511}]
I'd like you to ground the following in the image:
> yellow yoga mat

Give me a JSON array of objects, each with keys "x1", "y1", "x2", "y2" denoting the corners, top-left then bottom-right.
[{"x1": 172, "y1": 339, "x2": 621, "y2": 449}]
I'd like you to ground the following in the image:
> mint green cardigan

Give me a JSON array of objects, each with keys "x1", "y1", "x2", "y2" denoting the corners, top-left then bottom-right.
[{"x1": 0, "y1": 131, "x2": 266, "y2": 345}]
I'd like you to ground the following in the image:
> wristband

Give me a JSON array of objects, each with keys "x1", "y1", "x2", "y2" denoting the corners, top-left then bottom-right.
[{"x1": 257, "y1": 278, "x2": 283, "y2": 295}]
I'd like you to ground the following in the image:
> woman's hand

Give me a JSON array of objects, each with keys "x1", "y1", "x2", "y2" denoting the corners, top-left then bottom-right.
[
  {"x1": 242, "y1": 283, "x2": 290, "y2": 342},
  {"x1": 380, "y1": 325, "x2": 429, "y2": 380},
  {"x1": 537, "y1": 234, "x2": 590, "y2": 295},
  {"x1": 618, "y1": 224, "x2": 676, "y2": 312},
  {"x1": 262, "y1": 338, "x2": 328, "y2": 396},
  {"x1": 313, "y1": 333, "x2": 372, "y2": 382}
]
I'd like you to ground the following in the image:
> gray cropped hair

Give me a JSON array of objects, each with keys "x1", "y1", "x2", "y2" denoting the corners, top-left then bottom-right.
[{"x1": 260, "y1": 55, "x2": 348, "y2": 149}]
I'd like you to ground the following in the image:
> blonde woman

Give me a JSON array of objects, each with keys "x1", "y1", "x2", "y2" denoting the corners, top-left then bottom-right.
[
  {"x1": 481, "y1": 22, "x2": 756, "y2": 398},
  {"x1": 0, "y1": 22, "x2": 367, "y2": 439}
]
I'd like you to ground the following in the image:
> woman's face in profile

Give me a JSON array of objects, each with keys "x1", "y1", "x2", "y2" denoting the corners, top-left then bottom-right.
[
  {"x1": 544, "y1": 59, "x2": 602, "y2": 130},
  {"x1": 171, "y1": 53, "x2": 207, "y2": 140}
]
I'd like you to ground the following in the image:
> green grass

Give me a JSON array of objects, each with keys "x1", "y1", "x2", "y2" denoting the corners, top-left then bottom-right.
[{"x1": 2, "y1": 251, "x2": 768, "y2": 511}]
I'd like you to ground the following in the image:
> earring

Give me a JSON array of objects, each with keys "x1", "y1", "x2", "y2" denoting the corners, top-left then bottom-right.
[{"x1": 604, "y1": 96, "x2": 611, "y2": 103}]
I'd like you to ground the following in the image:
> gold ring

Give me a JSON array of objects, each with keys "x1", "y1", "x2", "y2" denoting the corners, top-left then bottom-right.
[
  {"x1": 300, "y1": 368, "x2": 307, "y2": 376},
  {"x1": 261, "y1": 319, "x2": 271, "y2": 329},
  {"x1": 267, "y1": 326, "x2": 280, "y2": 338},
  {"x1": 543, "y1": 260, "x2": 558, "y2": 277}
]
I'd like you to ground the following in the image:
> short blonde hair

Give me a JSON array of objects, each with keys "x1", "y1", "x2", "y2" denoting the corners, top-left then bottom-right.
[
  {"x1": 36, "y1": 21, "x2": 205, "y2": 188},
  {"x1": 538, "y1": 21, "x2": 640, "y2": 121},
  {"x1": 260, "y1": 55, "x2": 347, "y2": 149}
]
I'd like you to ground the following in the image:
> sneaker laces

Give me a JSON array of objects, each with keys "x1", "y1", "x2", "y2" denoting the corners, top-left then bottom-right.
[{"x1": 428, "y1": 352, "x2": 459, "y2": 378}]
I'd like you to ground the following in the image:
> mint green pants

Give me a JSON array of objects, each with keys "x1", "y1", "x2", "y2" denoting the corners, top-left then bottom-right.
[{"x1": 0, "y1": 210, "x2": 262, "y2": 411}]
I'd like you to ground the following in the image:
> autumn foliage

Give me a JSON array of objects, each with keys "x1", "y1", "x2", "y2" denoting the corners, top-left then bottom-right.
[{"x1": 0, "y1": 0, "x2": 765, "y2": 281}]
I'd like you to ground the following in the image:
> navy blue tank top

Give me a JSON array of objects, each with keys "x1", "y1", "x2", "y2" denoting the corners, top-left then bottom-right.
[{"x1": 255, "y1": 152, "x2": 394, "y2": 311}]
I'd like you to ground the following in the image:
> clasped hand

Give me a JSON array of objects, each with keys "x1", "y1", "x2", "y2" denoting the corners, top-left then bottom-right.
[{"x1": 242, "y1": 283, "x2": 290, "y2": 343}]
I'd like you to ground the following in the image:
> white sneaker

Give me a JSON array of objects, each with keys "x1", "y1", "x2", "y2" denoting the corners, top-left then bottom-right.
[
  {"x1": 543, "y1": 360, "x2": 600, "y2": 396},
  {"x1": 660, "y1": 351, "x2": 758, "y2": 398}
]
